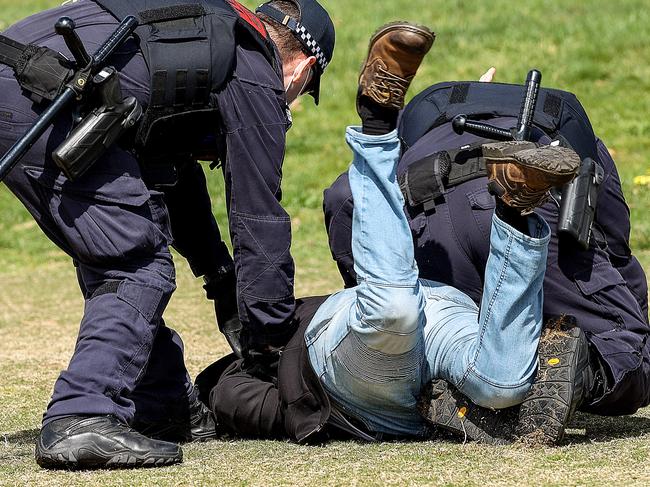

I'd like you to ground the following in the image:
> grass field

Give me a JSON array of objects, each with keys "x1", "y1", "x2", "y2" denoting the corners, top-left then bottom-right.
[{"x1": 1, "y1": 0, "x2": 650, "y2": 485}]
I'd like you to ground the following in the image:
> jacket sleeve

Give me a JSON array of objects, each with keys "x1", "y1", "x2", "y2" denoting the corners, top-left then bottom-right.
[
  {"x1": 211, "y1": 359, "x2": 286, "y2": 439},
  {"x1": 215, "y1": 59, "x2": 296, "y2": 347}
]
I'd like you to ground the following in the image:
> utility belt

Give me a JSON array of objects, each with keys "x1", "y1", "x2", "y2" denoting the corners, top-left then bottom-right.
[
  {"x1": 399, "y1": 144, "x2": 486, "y2": 212},
  {"x1": 0, "y1": 21, "x2": 142, "y2": 181}
]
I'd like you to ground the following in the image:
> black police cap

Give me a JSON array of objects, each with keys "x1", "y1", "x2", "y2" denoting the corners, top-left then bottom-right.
[{"x1": 256, "y1": 0, "x2": 335, "y2": 104}]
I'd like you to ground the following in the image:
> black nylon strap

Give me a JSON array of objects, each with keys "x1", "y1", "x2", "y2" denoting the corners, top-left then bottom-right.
[
  {"x1": 544, "y1": 93, "x2": 562, "y2": 118},
  {"x1": 194, "y1": 69, "x2": 209, "y2": 106},
  {"x1": 449, "y1": 83, "x2": 470, "y2": 104},
  {"x1": 0, "y1": 34, "x2": 28, "y2": 69},
  {"x1": 90, "y1": 280, "x2": 121, "y2": 299},
  {"x1": 401, "y1": 145, "x2": 488, "y2": 210},
  {"x1": 175, "y1": 69, "x2": 188, "y2": 107},
  {"x1": 151, "y1": 71, "x2": 167, "y2": 108},
  {"x1": 446, "y1": 145, "x2": 487, "y2": 186},
  {"x1": 400, "y1": 151, "x2": 451, "y2": 211},
  {"x1": 139, "y1": 5, "x2": 206, "y2": 24}
]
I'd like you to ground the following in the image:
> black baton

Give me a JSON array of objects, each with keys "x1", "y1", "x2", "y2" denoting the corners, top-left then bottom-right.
[
  {"x1": 452, "y1": 69, "x2": 542, "y2": 142},
  {"x1": 514, "y1": 69, "x2": 542, "y2": 141},
  {"x1": 0, "y1": 16, "x2": 138, "y2": 183}
]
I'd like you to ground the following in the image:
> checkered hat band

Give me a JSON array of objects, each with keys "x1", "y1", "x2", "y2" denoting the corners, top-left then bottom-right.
[
  {"x1": 255, "y1": 5, "x2": 329, "y2": 72},
  {"x1": 294, "y1": 22, "x2": 329, "y2": 72}
]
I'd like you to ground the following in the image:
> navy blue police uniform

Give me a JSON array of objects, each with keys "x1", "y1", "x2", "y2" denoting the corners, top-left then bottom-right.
[
  {"x1": 323, "y1": 81, "x2": 650, "y2": 415},
  {"x1": 0, "y1": 0, "x2": 333, "y2": 428}
]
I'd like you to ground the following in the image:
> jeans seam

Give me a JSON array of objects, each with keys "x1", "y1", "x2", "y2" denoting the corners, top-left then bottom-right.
[
  {"x1": 459, "y1": 232, "x2": 514, "y2": 387},
  {"x1": 358, "y1": 318, "x2": 421, "y2": 337},
  {"x1": 358, "y1": 278, "x2": 419, "y2": 289},
  {"x1": 325, "y1": 330, "x2": 351, "y2": 363},
  {"x1": 358, "y1": 160, "x2": 369, "y2": 279},
  {"x1": 332, "y1": 333, "x2": 423, "y2": 384}
]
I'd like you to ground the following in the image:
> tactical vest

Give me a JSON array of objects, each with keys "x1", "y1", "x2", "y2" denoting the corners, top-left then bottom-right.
[
  {"x1": 398, "y1": 81, "x2": 599, "y2": 162},
  {"x1": 92, "y1": 0, "x2": 278, "y2": 162}
]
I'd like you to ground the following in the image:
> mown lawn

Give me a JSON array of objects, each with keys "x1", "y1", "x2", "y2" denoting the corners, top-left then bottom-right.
[{"x1": 1, "y1": 0, "x2": 650, "y2": 485}]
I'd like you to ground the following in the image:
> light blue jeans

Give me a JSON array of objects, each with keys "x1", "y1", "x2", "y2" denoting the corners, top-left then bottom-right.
[{"x1": 306, "y1": 127, "x2": 551, "y2": 437}]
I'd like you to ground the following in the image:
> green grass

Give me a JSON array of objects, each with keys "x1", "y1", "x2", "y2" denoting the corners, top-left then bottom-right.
[{"x1": 1, "y1": 0, "x2": 650, "y2": 485}]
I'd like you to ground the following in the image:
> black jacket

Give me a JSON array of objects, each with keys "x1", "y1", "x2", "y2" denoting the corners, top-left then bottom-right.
[{"x1": 196, "y1": 296, "x2": 377, "y2": 443}]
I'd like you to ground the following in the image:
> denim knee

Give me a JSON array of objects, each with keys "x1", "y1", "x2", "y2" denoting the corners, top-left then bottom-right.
[{"x1": 355, "y1": 283, "x2": 424, "y2": 340}]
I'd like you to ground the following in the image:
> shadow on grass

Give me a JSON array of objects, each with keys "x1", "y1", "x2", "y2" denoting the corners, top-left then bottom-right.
[
  {"x1": 565, "y1": 412, "x2": 650, "y2": 444},
  {"x1": 3, "y1": 428, "x2": 38, "y2": 446},
  {"x1": 0, "y1": 429, "x2": 38, "y2": 463}
]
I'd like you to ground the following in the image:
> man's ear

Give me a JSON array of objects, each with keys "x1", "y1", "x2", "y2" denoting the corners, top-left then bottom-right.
[
  {"x1": 298, "y1": 56, "x2": 317, "y2": 79},
  {"x1": 286, "y1": 56, "x2": 317, "y2": 105}
]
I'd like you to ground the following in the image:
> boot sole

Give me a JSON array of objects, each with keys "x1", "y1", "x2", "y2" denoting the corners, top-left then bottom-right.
[
  {"x1": 484, "y1": 142, "x2": 581, "y2": 176},
  {"x1": 421, "y1": 380, "x2": 518, "y2": 445},
  {"x1": 515, "y1": 324, "x2": 587, "y2": 445},
  {"x1": 35, "y1": 441, "x2": 183, "y2": 470}
]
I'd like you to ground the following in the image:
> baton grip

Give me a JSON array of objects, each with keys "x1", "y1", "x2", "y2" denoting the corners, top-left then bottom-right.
[
  {"x1": 55, "y1": 17, "x2": 91, "y2": 67},
  {"x1": 452, "y1": 115, "x2": 514, "y2": 141},
  {"x1": 515, "y1": 69, "x2": 542, "y2": 141},
  {"x1": 92, "y1": 16, "x2": 139, "y2": 67}
]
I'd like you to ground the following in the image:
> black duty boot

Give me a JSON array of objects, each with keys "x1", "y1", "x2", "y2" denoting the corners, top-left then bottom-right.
[
  {"x1": 132, "y1": 392, "x2": 219, "y2": 443},
  {"x1": 420, "y1": 380, "x2": 519, "y2": 445},
  {"x1": 516, "y1": 317, "x2": 591, "y2": 445},
  {"x1": 35, "y1": 415, "x2": 183, "y2": 470}
]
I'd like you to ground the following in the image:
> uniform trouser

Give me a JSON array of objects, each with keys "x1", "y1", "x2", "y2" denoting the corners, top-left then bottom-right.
[
  {"x1": 323, "y1": 138, "x2": 650, "y2": 416},
  {"x1": 306, "y1": 128, "x2": 550, "y2": 437},
  {"x1": 0, "y1": 70, "x2": 192, "y2": 426}
]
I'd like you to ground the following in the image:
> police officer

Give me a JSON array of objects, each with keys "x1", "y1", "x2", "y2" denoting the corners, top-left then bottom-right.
[
  {"x1": 0, "y1": 0, "x2": 334, "y2": 470},
  {"x1": 323, "y1": 77, "x2": 650, "y2": 423}
]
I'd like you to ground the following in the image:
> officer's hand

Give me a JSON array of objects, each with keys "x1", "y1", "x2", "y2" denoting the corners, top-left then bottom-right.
[
  {"x1": 214, "y1": 294, "x2": 245, "y2": 359},
  {"x1": 204, "y1": 269, "x2": 246, "y2": 359}
]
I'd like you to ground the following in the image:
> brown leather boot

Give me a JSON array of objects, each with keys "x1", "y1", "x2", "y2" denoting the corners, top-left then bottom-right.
[
  {"x1": 483, "y1": 141, "x2": 581, "y2": 215},
  {"x1": 358, "y1": 22, "x2": 435, "y2": 111}
]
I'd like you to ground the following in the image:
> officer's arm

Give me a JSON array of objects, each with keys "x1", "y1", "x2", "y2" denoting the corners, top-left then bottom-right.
[
  {"x1": 216, "y1": 74, "x2": 296, "y2": 350},
  {"x1": 164, "y1": 159, "x2": 234, "y2": 279}
]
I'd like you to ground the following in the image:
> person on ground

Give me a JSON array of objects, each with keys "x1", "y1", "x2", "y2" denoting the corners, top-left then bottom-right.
[{"x1": 197, "y1": 22, "x2": 584, "y2": 446}]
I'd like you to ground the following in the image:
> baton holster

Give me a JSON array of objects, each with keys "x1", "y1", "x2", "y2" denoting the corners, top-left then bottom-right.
[{"x1": 52, "y1": 67, "x2": 142, "y2": 180}]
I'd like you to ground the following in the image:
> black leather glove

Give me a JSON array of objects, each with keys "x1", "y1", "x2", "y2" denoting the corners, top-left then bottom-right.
[{"x1": 204, "y1": 268, "x2": 245, "y2": 359}]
